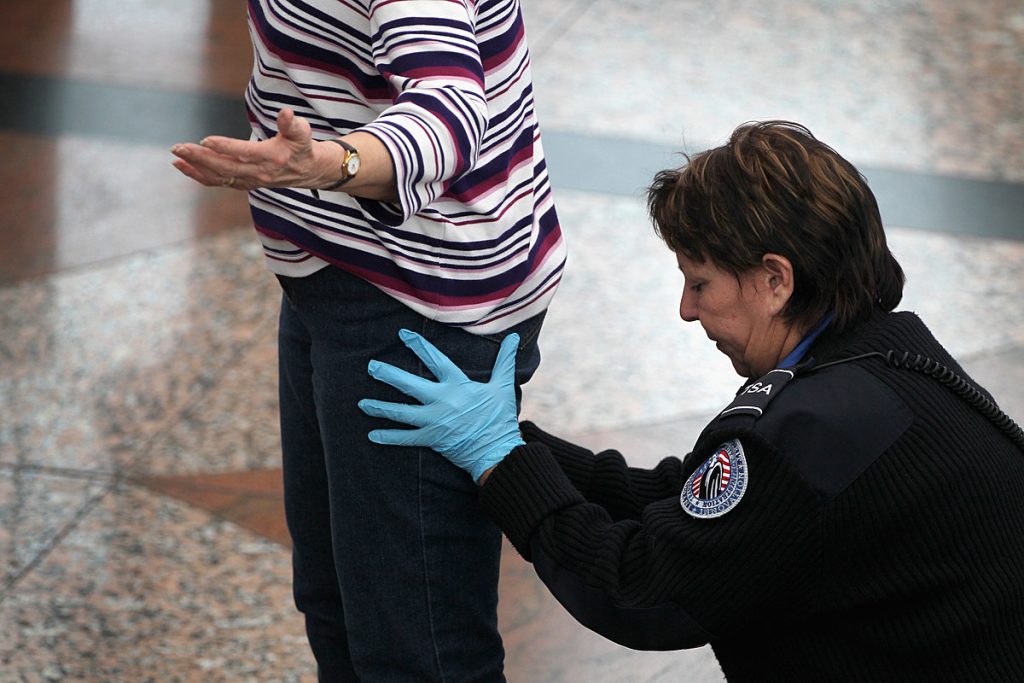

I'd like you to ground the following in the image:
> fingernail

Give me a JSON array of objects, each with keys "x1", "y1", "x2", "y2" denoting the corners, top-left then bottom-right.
[
  {"x1": 368, "y1": 360, "x2": 380, "y2": 373},
  {"x1": 170, "y1": 144, "x2": 181, "y2": 154}
]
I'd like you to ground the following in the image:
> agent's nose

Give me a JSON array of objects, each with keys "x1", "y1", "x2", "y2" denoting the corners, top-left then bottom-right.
[{"x1": 679, "y1": 290, "x2": 698, "y2": 322}]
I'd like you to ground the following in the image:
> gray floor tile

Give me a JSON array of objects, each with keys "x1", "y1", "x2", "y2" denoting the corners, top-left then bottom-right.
[
  {"x1": 528, "y1": 0, "x2": 1024, "y2": 183},
  {"x1": 0, "y1": 483, "x2": 311, "y2": 683}
]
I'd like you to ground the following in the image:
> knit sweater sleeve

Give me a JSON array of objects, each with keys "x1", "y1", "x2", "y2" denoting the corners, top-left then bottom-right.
[
  {"x1": 519, "y1": 421, "x2": 687, "y2": 520},
  {"x1": 359, "y1": 0, "x2": 488, "y2": 226},
  {"x1": 480, "y1": 432, "x2": 823, "y2": 651}
]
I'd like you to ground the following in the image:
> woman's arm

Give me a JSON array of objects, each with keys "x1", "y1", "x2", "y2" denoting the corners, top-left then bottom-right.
[
  {"x1": 357, "y1": 0, "x2": 490, "y2": 223},
  {"x1": 171, "y1": 108, "x2": 398, "y2": 200},
  {"x1": 172, "y1": 0, "x2": 488, "y2": 213}
]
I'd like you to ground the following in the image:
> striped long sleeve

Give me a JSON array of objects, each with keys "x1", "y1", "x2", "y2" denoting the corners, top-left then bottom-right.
[{"x1": 244, "y1": 0, "x2": 565, "y2": 333}]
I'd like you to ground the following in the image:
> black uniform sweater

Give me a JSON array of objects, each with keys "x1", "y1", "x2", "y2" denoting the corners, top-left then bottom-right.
[{"x1": 480, "y1": 311, "x2": 1024, "y2": 682}]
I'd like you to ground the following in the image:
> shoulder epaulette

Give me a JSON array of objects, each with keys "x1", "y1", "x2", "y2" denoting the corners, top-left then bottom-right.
[{"x1": 716, "y1": 367, "x2": 798, "y2": 421}]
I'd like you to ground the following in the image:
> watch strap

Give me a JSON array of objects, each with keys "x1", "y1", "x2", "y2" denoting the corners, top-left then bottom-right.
[{"x1": 322, "y1": 138, "x2": 359, "y2": 191}]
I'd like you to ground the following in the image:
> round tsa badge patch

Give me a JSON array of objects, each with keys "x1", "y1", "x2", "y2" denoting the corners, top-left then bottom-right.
[{"x1": 680, "y1": 439, "x2": 748, "y2": 519}]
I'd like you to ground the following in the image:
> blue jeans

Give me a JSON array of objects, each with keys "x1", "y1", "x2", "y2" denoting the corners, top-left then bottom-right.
[{"x1": 276, "y1": 266, "x2": 544, "y2": 682}]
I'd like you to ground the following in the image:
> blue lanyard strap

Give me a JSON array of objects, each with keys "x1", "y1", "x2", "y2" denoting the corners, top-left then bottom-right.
[{"x1": 779, "y1": 314, "x2": 832, "y2": 368}]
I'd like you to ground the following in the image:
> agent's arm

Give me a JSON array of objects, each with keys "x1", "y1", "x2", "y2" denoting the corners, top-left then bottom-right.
[
  {"x1": 358, "y1": 329, "x2": 823, "y2": 651},
  {"x1": 479, "y1": 443, "x2": 716, "y2": 650},
  {"x1": 518, "y1": 421, "x2": 690, "y2": 521},
  {"x1": 358, "y1": 329, "x2": 689, "y2": 502},
  {"x1": 357, "y1": 329, "x2": 717, "y2": 649}
]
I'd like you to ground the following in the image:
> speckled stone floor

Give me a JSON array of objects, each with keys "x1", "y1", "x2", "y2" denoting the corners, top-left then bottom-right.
[{"x1": 1, "y1": 1, "x2": 1022, "y2": 681}]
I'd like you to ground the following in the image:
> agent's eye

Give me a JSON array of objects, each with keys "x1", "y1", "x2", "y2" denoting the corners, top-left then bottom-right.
[{"x1": 690, "y1": 282, "x2": 705, "y2": 294}]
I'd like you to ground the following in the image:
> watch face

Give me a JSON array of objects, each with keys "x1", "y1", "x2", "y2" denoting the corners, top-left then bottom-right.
[{"x1": 346, "y1": 155, "x2": 360, "y2": 176}]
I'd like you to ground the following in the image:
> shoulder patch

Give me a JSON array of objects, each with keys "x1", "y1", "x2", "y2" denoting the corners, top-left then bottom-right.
[
  {"x1": 718, "y1": 368, "x2": 796, "y2": 420},
  {"x1": 680, "y1": 439, "x2": 748, "y2": 519}
]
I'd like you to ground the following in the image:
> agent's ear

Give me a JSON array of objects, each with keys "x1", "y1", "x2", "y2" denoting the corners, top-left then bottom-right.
[{"x1": 761, "y1": 253, "x2": 794, "y2": 314}]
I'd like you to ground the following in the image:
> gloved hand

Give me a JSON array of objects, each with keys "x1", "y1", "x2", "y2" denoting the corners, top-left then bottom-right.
[{"x1": 358, "y1": 329, "x2": 525, "y2": 483}]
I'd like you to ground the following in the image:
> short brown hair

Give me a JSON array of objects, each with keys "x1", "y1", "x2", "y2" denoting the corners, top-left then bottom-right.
[{"x1": 647, "y1": 120, "x2": 904, "y2": 333}]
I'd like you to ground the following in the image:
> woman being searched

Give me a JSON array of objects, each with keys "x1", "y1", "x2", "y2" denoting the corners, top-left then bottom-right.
[{"x1": 357, "y1": 121, "x2": 1024, "y2": 681}]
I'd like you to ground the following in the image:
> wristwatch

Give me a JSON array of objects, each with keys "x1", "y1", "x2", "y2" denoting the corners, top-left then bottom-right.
[{"x1": 322, "y1": 139, "x2": 360, "y2": 190}]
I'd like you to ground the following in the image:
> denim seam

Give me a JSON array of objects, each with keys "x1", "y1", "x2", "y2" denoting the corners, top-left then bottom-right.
[
  {"x1": 418, "y1": 450, "x2": 449, "y2": 683},
  {"x1": 417, "y1": 319, "x2": 448, "y2": 683}
]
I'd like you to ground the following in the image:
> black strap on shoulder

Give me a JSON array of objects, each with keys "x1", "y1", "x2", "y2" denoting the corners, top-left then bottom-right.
[
  {"x1": 716, "y1": 367, "x2": 800, "y2": 421},
  {"x1": 803, "y1": 350, "x2": 1024, "y2": 452}
]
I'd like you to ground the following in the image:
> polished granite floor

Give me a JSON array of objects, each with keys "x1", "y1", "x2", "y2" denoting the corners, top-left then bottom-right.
[{"x1": 1, "y1": 1, "x2": 1023, "y2": 681}]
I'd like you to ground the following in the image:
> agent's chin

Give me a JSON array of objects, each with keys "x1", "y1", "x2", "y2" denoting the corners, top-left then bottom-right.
[
  {"x1": 715, "y1": 345, "x2": 751, "y2": 377},
  {"x1": 727, "y1": 356, "x2": 750, "y2": 378}
]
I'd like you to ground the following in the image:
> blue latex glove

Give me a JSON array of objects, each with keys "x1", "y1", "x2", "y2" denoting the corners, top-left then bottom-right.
[{"x1": 358, "y1": 329, "x2": 525, "y2": 482}]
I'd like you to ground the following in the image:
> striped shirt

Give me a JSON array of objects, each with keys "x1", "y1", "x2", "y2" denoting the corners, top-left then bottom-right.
[{"x1": 244, "y1": 0, "x2": 566, "y2": 334}]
